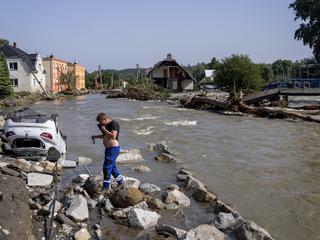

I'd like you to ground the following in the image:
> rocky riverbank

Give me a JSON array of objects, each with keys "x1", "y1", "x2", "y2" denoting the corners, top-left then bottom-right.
[{"x1": 0, "y1": 138, "x2": 276, "y2": 240}]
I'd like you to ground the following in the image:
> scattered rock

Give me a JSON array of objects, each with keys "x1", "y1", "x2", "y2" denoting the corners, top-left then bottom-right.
[
  {"x1": 127, "y1": 208, "x2": 160, "y2": 229},
  {"x1": 166, "y1": 184, "x2": 179, "y2": 191},
  {"x1": 0, "y1": 162, "x2": 9, "y2": 168},
  {"x1": 178, "y1": 169, "x2": 193, "y2": 176},
  {"x1": 147, "y1": 198, "x2": 165, "y2": 210},
  {"x1": 40, "y1": 161, "x2": 58, "y2": 174},
  {"x1": 83, "y1": 176, "x2": 101, "y2": 197},
  {"x1": 42, "y1": 200, "x2": 61, "y2": 217},
  {"x1": 122, "y1": 176, "x2": 141, "y2": 189},
  {"x1": 61, "y1": 160, "x2": 77, "y2": 168},
  {"x1": 1, "y1": 166, "x2": 20, "y2": 177},
  {"x1": 56, "y1": 214, "x2": 77, "y2": 227},
  {"x1": 27, "y1": 173, "x2": 53, "y2": 187},
  {"x1": 184, "y1": 175, "x2": 206, "y2": 194},
  {"x1": 155, "y1": 153, "x2": 177, "y2": 163},
  {"x1": 9, "y1": 158, "x2": 31, "y2": 172},
  {"x1": 87, "y1": 198, "x2": 98, "y2": 208},
  {"x1": 213, "y1": 212, "x2": 244, "y2": 233},
  {"x1": 156, "y1": 224, "x2": 187, "y2": 239},
  {"x1": 147, "y1": 141, "x2": 171, "y2": 154},
  {"x1": 123, "y1": 201, "x2": 149, "y2": 214},
  {"x1": 104, "y1": 198, "x2": 114, "y2": 213},
  {"x1": 162, "y1": 189, "x2": 190, "y2": 208},
  {"x1": 176, "y1": 174, "x2": 188, "y2": 182},
  {"x1": 192, "y1": 188, "x2": 217, "y2": 203},
  {"x1": 213, "y1": 200, "x2": 235, "y2": 214},
  {"x1": 30, "y1": 164, "x2": 44, "y2": 173},
  {"x1": 66, "y1": 195, "x2": 89, "y2": 221},
  {"x1": 117, "y1": 149, "x2": 143, "y2": 163},
  {"x1": 1, "y1": 228, "x2": 10, "y2": 236},
  {"x1": 139, "y1": 183, "x2": 161, "y2": 194},
  {"x1": 78, "y1": 156, "x2": 93, "y2": 166},
  {"x1": 62, "y1": 224, "x2": 73, "y2": 235},
  {"x1": 235, "y1": 221, "x2": 275, "y2": 240},
  {"x1": 184, "y1": 224, "x2": 226, "y2": 240},
  {"x1": 112, "y1": 210, "x2": 127, "y2": 219},
  {"x1": 74, "y1": 228, "x2": 91, "y2": 240},
  {"x1": 111, "y1": 187, "x2": 145, "y2": 208},
  {"x1": 75, "y1": 174, "x2": 90, "y2": 183},
  {"x1": 133, "y1": 165, "x2": 151, "y2": 172}
]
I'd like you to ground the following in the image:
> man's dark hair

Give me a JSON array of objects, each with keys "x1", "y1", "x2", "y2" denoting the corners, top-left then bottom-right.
[{"x1": 96, "y1": 112, "x2": 107, "y2": 121}]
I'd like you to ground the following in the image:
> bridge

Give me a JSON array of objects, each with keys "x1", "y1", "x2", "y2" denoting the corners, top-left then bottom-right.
[{"x1": 244, "y1": 88, "x2": 320, "y2": 104}]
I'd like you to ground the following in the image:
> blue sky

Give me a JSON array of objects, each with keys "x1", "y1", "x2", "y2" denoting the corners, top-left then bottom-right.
[{"x1": 0, "y1": 0, "x2": 312, "y2": 72}]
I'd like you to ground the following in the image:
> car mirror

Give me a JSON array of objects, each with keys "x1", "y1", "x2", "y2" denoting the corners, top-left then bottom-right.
[{"x1": 47, "y1": 147, "x2": 60, "y2": 162}]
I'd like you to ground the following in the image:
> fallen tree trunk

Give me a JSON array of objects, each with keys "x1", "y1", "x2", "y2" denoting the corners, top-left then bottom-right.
[{"x1": 183, "y1": 94, "x2": 320, "y2": 124}]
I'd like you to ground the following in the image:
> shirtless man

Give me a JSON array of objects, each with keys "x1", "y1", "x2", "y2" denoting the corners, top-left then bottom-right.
[{"x1": 91, "y1": 112, "x2": 124, "y2": 190}]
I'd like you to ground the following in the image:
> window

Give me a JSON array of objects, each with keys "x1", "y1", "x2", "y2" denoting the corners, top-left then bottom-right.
[
  {"x1": 9, "y1": 62, "x2": 18, "y2": 70},
  {"x1": 11, "y1": 79, "x2": 18, "y2": 87},
  {"x1": 38, "y1": 63, "x2": 41, "y2": 71}
]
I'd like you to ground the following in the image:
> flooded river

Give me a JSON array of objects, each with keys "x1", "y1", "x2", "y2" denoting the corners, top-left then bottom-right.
[{"x1": 32, "y1": 94, "x2": 320, "y2": 240}]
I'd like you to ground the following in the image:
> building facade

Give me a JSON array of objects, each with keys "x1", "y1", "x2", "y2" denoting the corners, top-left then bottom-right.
[
  {"x1": 147, "y1": 54, "x2": 195, "y2": 91},
  {"x1": 0, "y1": 43, "x2": 46, "y2": 93},
  {"x1": 43, "y1": 55, "x2": 68, "y2": 93},
  {"x1": 67, "y1": 62, "x2": 86, "y2": 90}
]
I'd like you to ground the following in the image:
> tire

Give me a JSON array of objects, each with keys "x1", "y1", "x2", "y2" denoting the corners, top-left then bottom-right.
[
  {"x1": 303, "y1": 81, "x2": 311, "y2": 88},
  {"x1": 293, "y1": 81, "x2": 301, "y2": 88}
]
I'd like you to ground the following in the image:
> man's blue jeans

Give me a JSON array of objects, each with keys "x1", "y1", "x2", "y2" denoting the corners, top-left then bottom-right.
[{"x1": 103, "y1": 146, "x2": 123, "y2": 189}]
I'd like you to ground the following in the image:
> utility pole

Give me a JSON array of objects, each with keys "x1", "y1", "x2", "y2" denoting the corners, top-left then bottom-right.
[
  {"x1": 98, "y1": 65, "x2": 103, "y2": 89},
  {"x1": 136, "y1": 64, "x2": 139, "y2": 80},
  {"x1": 111, "y1": 73, "x2": 114, "y2": 89}
]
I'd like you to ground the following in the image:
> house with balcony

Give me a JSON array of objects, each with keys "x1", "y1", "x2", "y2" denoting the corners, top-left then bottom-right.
[
  {"x1": 146, "y1": 54, "x2": 195, "y2": 91},
  {"x1": 0, "y1": 43, "x2": 46, "y2": 93}
]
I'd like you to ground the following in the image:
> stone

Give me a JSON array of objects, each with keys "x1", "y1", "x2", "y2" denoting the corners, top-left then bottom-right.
[
  {"x1": 0, "y1": 162, "x2": 9, "y2": 168},
  {"x1": 123, "y1": 176, "x2": 141, "y2": 189},
  {"x1": 104, "y1": 198, "x2": 114, "y2": 213},
  {"x1": 127, "y1": 208, "x2": 160, "y2": 229},
  {"x1": 163, "y1": 189, "x2": 190, "y2": 208},
  {"x1": 83, "y1": 176, "x2": 101, "y2": 197},
  {"x1": 178, "y1": 169, "x2": 193, "y2": 176},
  {"x1": 147, "y1": 198, "x2": 165, "y2": 210},
  {"x1": 93, "y1": 224, "x2": 100, "y2": 230},
  {"x1": 139, "y1": 183, "x2": 161, "y2": 194},
  {"x1": 117, "y1": 149, "x2": 143, "y2": 163},
  {"x1": 123, "y1": 201, "x2": 149, "y2": 214},
  {"x1": 235, "y1": 221, "x2": 275, "y2": 240},
  {"x1": 41, "y1": 161, "x2": 57, "y2": 173},
  {"x1": 184, "y1": 175, "x2": 206, "y2": 194},
  {"x1": 111, "y1": 187, "x2": 145, "y2": 208},
  {"x1": 62, "y1": 224, "x2": 73, "y2": 235},
  {"x1": 1, "y1": 166, "x2": 20, "y2": 177},
  {"x1": 112, "y1": 210, "x2": 127, "y2": 219},
  {"x1": 74, "y1": 228, "x2": 91, "y2": 240},
  {"x1": 10, "y1": 158, "x2": 31, "y2": 172},
  {"x1": 155, "y1": 153, "x2": 177, "y2": 163},
  {"x1": 78, "y1": 156, "x2": 93, "y2": 166},
  {"x1": 87, "y1": 199, "x2": 97, "y2": 208},
  {"x1": 166, "y1": 184, "x2": 179, "y2": 191},
  {"x1": 30, "y1": 164, "x2": 44, "y2": 173},
  {"x1": 56, "y1": 214, "x2": 77, "y2": 227},
  {"x1": 27, "y1": 173, "x2": 53, "y2": 187},
  {"x1": 133, "y1": 165, "x2": 151, "y2": 172},
  {"x1": 0, "y1": 115, "x2": 5, "y2": 128},
  {"x1": 213, "y1": 200, "x2": 235, "y2": 214},
  {"x1": 192, "y1": 188, "x2": 217, "y2": 203},
  {"x1": 61, "y1": 160, "x2": 77, "y2": 168},
  {"x1": 213, "y1": 212, "x2": 244, "y2": 233},
  {"x1": 96, "y1": 229, "x2": 103, "y2": 240},
  {"x1": 44, "y1": 200, "x2": 61, "y2": 217},
  {"x1": 66, "y1": 195, "x2": 89, "y2": 221},
  {"x1": 177, "y1": 174, "x2": 188, "y2": 182},
  {"x1": 147, "y1": 141, "x2": 171, "y2": 154},
  {"x1": 184, "y1": 224, "x2": 226, "y2": 240},
  {"x1": 156, "y1": 224, "x2": 187, "y2": 239},
  {"x1": 1, "y1": 228, "x2": 10, "y2": 235},
  {"x1": 75, "y1": 174, "x2": 90, "y2": 183}
]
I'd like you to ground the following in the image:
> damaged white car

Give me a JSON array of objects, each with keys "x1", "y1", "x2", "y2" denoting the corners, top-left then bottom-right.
[{"x1": 1, "y1": 108, "x2": 67, "y2": 160}]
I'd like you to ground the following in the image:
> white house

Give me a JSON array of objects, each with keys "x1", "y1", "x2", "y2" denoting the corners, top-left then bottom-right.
[
  {"x1": 146, "y1": 54, "x2": 195, "y2": 91},
  {"x1": 204, "y1": 69, "x2": 215, "y2": 81},
  {"x1": 0, "y1": 43, "x2": 46, "y2": 93}
]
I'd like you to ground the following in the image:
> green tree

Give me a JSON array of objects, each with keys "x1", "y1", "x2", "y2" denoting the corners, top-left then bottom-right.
[
  {"x1": 215, "y1": 54, "x2": 262, "y2": 91},
  {"x1": 59, "y1": 70, "x2": 80, "y2": 94},
  {"x1": 290, "y1": 0, "x2": 320, "y2": 62},
  {"x1": 0, "y1": 38, "x2": 9, "y2": 47},
  {"x1": 272, "y1": 59, "x2": 293, "y2": 80},
  {"x1": 0, "y1": 53, "x2": 13, "y2": 99},
  {"x1": 259, "y1": 64, "x2": 273, "y2": 82}
]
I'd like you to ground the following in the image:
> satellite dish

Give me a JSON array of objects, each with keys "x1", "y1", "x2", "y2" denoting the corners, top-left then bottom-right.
[{"x1": 47, "y1": 147, "x2": 61, "y2": 162}]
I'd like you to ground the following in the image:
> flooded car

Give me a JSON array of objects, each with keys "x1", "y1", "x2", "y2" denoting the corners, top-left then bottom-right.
[{"x1": 1, "y1": 107, "x2": 67, "y2": 160}]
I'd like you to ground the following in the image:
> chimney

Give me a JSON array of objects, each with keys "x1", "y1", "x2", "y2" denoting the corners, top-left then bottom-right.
[
  {"x1": 167, "y1": 53, "x2": 172, "y2": 59},
  {"x1": 13, "y1": 42, "x2": 17, "y2": 48},
  {"x1": 49, "y1": 55, "x2": 54, "y2": 58}
]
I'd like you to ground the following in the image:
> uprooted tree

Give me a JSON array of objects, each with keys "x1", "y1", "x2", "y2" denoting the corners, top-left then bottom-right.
[{"x1": 59, "y1": 70, "x2": 81, "y2": 95}]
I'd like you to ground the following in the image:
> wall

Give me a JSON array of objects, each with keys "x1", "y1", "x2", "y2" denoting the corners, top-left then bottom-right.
[
  {"x1": 31, "y1": 54, "x2": 46, "y2": 93},
  {"x1": 181, "y1": 79, "x2": 194, "y2": 90},
  {"x1": 6, "y1": 58, "x2": 31, "y2": 92}
]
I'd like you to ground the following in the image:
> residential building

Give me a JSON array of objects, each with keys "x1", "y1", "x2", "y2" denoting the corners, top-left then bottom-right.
[
  {"x1": 67, "y1": 62, "x2": 86, "y2": 90},
  {"x1": 204, "y1": 69, "x2": 215, "y2": 81},
  {"x1": 147, "y1": 54, "x2": 195, "y2": 91},
  {"x1": 43, "y1": 55, "x2": 68, "y2": 93},
  {"x1": 0, "y1": 43, "x2": 46, "y2": 93}
]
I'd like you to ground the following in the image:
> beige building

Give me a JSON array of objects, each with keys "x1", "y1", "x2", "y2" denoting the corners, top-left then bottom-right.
[
  {"x1": 43, "y1": 55, "x2": 68, "y2": 93},
  {"x1": 68, "y1": 62, "x2": 86, "y2": 90}
]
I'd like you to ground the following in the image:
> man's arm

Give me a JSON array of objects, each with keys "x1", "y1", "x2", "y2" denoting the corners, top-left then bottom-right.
[
  {"x1": 91, "y1": 134, "x2": 103, "y2": 144},
  {"x1": 100, "y1": 126, "x2": 117, "y2": 139}
]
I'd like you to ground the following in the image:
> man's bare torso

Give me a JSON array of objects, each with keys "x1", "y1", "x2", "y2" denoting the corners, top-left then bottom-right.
[{"x1": 103, "y1": 135, "x2": 119, "y2": 148}]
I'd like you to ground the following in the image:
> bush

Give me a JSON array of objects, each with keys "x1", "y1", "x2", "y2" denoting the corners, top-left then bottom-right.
[
  {"x1": 215, "y1": 54, "x2": 263, "y2": 91},
  {"x1": 0, "y1": 54, "x2": 13, "y2": 99}
]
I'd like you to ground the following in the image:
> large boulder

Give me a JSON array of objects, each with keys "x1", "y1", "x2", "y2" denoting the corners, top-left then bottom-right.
[
  {"x1": 213, "y1": 212, "x2": 244, "y2": 233},
  {"x1": 184, "y1": 224, "x2": 226, "y2": 240},
  {"x1": 162, "y1": 189, "x2": 190, "y2": 209},
  {"x1": 139, "y1": 183, "x2": 161, "y2": 194},
  {"x1": 111, "y1": 187, "x2": 145, "y2": 208},
  {"x1": 213, "y1": 200, "x2": 235, "y2": 214},
  {"x1": 66, "y1": 195, "x2": 89, "y2": 221},
  {"x1": 156, "y1": 224, "x2": 187, "y2": 240},
  {"x1": 83, "y1": 176, "x2": 102, "y2": 197},
  {"x1": 117, "y1": 149, "x2": 143, "y2": 163},
  {"x1": 127, "y1": 208, "x2": 160, "y2": 229},
  {"x1": 192, "y1": 188, "x2": 216, "y2": 203},
  {"x1": 123, "y1": 176, "x2": 141, "y2": 189},
  {"x1": 27, "y1": 173, "x2": 53, "y2": 187},
  {"x1": 147, "y1": 198, "x2": 165, "y2": 210},
  {"x1": 235, "y1": 221, "x2": 275, "y2": 240}
]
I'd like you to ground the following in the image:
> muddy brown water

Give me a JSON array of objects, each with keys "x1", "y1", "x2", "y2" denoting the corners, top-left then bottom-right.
[{"x1": 31, "y1": 94, "x2": 320, "y2": 240}]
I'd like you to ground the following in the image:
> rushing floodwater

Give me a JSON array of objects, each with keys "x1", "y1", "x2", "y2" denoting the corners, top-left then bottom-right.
[{"x1": 32, "y1": 94, "x2": 320, "y2": 240}]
